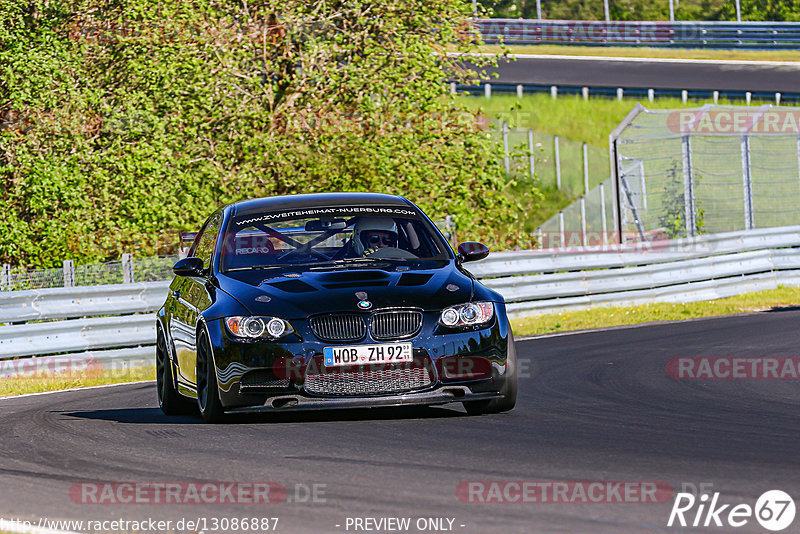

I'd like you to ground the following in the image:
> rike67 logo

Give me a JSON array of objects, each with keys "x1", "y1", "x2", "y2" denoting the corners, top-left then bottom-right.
[{"x1": 668, "y1": 490, "x2": 796, "y2": 531}]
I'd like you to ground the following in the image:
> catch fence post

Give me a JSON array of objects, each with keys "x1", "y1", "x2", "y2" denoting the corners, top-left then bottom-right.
[
  {"x1": 583, "y1": 142, "x2": 590, "y2": 194},
  {"x1": 63, "y1": 260, "x2": 75, "y2": 288},
  {"x1": 682, "y1": 134, "x2": 696, "y2": 237},
  {"x1": 528, "y1": 130, "x2": 535, "y2": 181},
  {"x1": 1, "y1": 264, "x2": 9, "y2": 291},
  {"x1": 503, "y1": 122, "x2": 510, "y2": 175},
  {"x1": 554, "y1": 135, "x2": 562, "y2": 189},
  {"x1": 580, "y1": 197, "x2": 587, "y2": 247},
  {"x1": 600, "y1": 183, "x2": 608, "y2": 245},
  {"x1": 741, "y1": 134, "x2": 754, "y2": 230},
  {"x1": 122, "y1": 253, "x2": 135, "y2": 284}
]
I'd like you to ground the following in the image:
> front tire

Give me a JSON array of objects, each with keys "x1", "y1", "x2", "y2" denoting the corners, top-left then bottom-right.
[
  {"x1": 196, "y1": 328, "x2": 226, "y2": 423},
  {"x1": 156, "y1": 326, "x2": 194, "y2": 415},
  {"x1": 464, "y1": 327, "x2": 518, "y2": 416}
]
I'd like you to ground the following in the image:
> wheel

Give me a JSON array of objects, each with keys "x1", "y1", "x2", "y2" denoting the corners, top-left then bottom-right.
[
  {"x1": 156, "y1": 326, "x2": 194, "y2": 415},
  {"x1": 464, "y1": 327, "x2": 518, "y2": 416},
  {"x1": 196, "y1": 328, "x2": 226, "y2": 423}
]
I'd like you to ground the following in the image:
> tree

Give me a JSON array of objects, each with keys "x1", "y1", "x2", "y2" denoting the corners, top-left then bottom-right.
[{"x1": 0, "y1": 0, "x2": 526, "y2": 267}]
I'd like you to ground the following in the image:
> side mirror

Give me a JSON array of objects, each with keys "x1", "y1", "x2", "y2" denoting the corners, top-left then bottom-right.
[
  {"x1": 173, "y1": 257, "x2": 205, "y2": 277},
  {"x1": 457, "y1": 241, "x2": 489, "y2": 263}
]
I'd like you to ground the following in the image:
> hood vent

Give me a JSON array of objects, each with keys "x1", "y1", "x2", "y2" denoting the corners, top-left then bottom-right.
[
  {"x1": 267, "y1": 279, "x2": 316, "y2": 293},
  {"x1": 397, "y1": 273, "x2": 433, "y2": 286}
]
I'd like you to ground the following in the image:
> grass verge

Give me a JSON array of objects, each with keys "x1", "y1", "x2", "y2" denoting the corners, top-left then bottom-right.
[
  {"x1": 461, "y1": 93, "x2": 743, "y2": 148},
  {"x1": 478, "y1": 44, "x2": 800, "y2": 62},
  {"x1": 511, "y1": 286, "x2": 800, "y2": 337},
  {"x1": 0, "y1": 365, "x2": 155, "y2": 398}
]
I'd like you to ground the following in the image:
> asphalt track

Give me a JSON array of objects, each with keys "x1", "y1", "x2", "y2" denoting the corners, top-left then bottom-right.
[
  {"x1": 2, "y1": 310, "x2": 800, "y2": 533},
  {"x1": 483, "y1": 55, "x2": 800, "y2": 92}
]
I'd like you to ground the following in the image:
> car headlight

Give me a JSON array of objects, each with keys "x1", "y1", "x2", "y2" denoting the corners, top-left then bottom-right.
[
  {"x1": 225, "y1": 316, "x2": 294, "y2": 340},
  {"x1": 439, "y1": 302, "x2": 494, "y2": 328}
]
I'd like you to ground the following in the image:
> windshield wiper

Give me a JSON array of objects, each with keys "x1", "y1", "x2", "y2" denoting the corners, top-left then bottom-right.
[
  {"x1": 224, "y1": 261, "x2": 327, "y2": 272},
  {"x1": 225, "y1": 257, "x2": 412, "y2": 273},
  {"x1": 224, "y1": 265, "x2": 285, "y2": 272}
]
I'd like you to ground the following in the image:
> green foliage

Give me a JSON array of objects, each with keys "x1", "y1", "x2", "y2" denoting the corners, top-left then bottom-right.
[
  {"x1": 659, "y1": 161, "x2": 704, "y2": 238},
  {"x1": 0, "y1": 0, "x2": 529, "y2": 268},
  {"x1": 479, "y1": 0, "x2": 800, "y2": 21}
]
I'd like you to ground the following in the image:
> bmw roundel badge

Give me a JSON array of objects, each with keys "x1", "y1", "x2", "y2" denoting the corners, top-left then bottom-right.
[{"x1": 357, "y1": 300, "x2": 372, "y2": 310}]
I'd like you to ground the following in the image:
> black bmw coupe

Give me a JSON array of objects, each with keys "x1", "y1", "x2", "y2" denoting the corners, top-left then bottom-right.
[{"x1": 156, "y1": 193, "x2": 517, "y2": 422}]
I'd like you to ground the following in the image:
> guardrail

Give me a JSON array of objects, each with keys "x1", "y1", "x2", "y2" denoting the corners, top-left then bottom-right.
[
  {"x1": 473, "y1": 226, "x2": 800, "y2": 316},
  {"x1": 0, "y1": 282, "x2": 169, "y2": 374},
  {"x1": 476, "y1": 19, "x2": 800, "y2": 49},
  {"x1": 456, "y1": 83, "x2": 800, "y2": 106},
  {"x1": 1, "y1": 227, "x2": 799, "y2": 372}
]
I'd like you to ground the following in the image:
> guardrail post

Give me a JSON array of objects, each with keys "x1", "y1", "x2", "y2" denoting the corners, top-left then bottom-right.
[
  {"x1": 648, "y1": 89, "x2": 654, "y2": 102},
  {"x1": 617, "y1": 88, "x2": 623, "y2": 101},
  {"x1": 63, "y1": 260, "x2": 74, "y2": 288},
  {"x1": 682, "y1": 134, "x2": 696, "y2": 238},
  {"x1": 516, "y1": 84, "x2": 523, "y2": 98},
  {"x1": 502, "y1": 122, "x2": 510, "y2": 175},
  {"x1": 713, "y1": 91, "x2": 719, "y2": 104},
  {"x1": 122, "y1": 253, "x2": 135, "y2": 284},
  {"x1": 528, "y1": 129, "x2": 535, "y2": 181},
  {"x1": 746, "y1": 92, "x2": 752, "y2": 106},
  {"x1": 741, "y1": 134, "x2": 754, "y2": 230},
  {"x1": 581, "y1": 87, "x2": 589, "y2": 100},
  {"x1": 554, "y1": 135, "x2": 562, "y2": 189},
  {"x1": 583, "y1": 142, "x2": 590, "y2": 194},
  {"x1": 1, "y1": 264, "x2": 9, "y2": 291},
  {"x1": 681, "y1": 90, "x2": 688, "y2": 104},
  {"x1": 776, "y1": 92, "x2": 781, "y2": 105},
  {"x1": 550, "y1": 85, "x2": 557, "y2": 99}
]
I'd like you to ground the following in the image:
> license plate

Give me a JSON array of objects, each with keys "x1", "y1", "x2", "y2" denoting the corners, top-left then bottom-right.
[{"x1": 323, "y1": 343, "x2": 413, "y2": 367}]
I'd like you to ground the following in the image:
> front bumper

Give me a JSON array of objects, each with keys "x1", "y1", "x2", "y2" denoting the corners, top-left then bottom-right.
[
  {"x1": 225, "y1": 385, "x2": 502, "y2": 413},
  {"x1": 206, "y1": 306, "x2": 512, "y2": 410}
]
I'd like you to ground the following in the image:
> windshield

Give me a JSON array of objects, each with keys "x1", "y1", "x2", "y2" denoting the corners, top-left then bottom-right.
[{"x1": 220, "y1": 206, "x2": 450, "y2": 272}]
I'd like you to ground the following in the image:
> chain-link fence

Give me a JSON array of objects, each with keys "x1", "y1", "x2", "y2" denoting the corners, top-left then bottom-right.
[
  {"x1": 493, "y1": 124, "x2": 610, "y2": 197},
  {"x1": 535, "y1": 177, "x2": 616, "y2": 248},
  {"x1": 1, "y1": 255, "x2": 179, "y2": 291},
  {"x1": 614, "y1": 104, "x2": 800, "y2": 242},
  {"x1": 532, "y1": 104, "x2": 800, "y2": 249},
  {"x1": 492, "y1": 124, "x2": 615, "y2": 248},
  {"x1": 1, "y1": 219, "x2": 460, "y2": 291}
]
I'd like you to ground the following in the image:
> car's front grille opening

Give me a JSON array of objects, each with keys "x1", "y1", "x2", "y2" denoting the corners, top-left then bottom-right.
[
  {"x1": 310, "y1": 314, "x2": 366, "y2": 342},
  {"x1": 304, "y1": 357, "x2": 435, "y2": 396},
  {"x1": 370, "y1": 310, "x2": 422, "y2": 340},
  {"x1": 239, "y1": 370, "x2": 291, "y2": 392}
]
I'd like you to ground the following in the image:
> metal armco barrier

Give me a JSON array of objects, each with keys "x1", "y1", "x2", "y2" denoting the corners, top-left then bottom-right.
[
  {"x1": 476, "y1": 19, "x2": 800, "y2": 49},
  {"x1": 472, "y1": 227, "x2": 800, "y2": 316},
  {"x1": 1, "y1": 226, "x2": 799, "y2": 367},
  {"x1": 0, "y1": 281, "x2": 170, "y2": 323},
  {"x1": 0, "y1": 315, "x2": 156, "y2": 359}
]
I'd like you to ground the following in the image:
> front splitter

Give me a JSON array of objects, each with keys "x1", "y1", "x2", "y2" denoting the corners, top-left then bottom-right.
[{"x1": 225, "y1": 387, "x2": 502, "y2": 413}]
